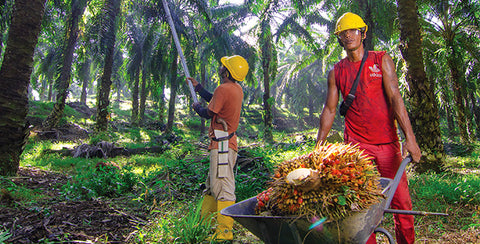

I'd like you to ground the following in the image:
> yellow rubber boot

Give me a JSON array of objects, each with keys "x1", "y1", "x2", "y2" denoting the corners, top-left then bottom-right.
[
  {"x1": 215, "y1": 200, "x2": 235, "y2": 241},
  {"x1": 200, "y1": 194, "x2": 217, "y2": 226}
]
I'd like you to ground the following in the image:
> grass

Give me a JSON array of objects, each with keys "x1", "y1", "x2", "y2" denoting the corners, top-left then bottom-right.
[
  {"x1": 28, "y1": 101, "x2": 85, "y2": 125},
  {"x1": 0, "y1": 176, "x2": 49, "y2": 205},
  {"x1": 133, "y1": 200, "x2": 215, "y2": 244},
  {"x1": 0, "y1": 228, "x2": 12, "y2": 244},
  {"x1": 3, "y1": 100, "x2": 480, "y2": 243},
  {"x1": 61, "y1": 166, "x2": 138, "y2": 200},
  {"x1": 411, "y1": 173, "x2": 480, "y2": 206}
]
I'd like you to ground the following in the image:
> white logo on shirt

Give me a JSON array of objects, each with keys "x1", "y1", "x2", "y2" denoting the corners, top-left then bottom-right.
[
  {"x1": 369, "y1": 64, "x2": 381, "y2": 73},
  {"x1": 369, "y1": 64, "x2": 382, "y2": 78}
]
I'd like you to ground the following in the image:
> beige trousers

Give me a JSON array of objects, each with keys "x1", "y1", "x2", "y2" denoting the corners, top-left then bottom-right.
[{"x1": 206, "y1": 149, "x2": 237, "y2": 202}]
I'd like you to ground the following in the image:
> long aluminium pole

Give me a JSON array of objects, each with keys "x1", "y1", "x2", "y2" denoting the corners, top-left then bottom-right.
[{"x1": 162, "y1": 0, "x2": 198, "y2": 103}]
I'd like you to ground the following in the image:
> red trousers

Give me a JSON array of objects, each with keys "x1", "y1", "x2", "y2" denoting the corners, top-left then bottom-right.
[{"x1": 346, "y1": 138, "x2": 415, "y2": 244}]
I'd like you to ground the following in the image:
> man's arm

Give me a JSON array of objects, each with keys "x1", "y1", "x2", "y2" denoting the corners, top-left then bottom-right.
[
  {"x1": 187, "y1": 77, "x2": 212, "y2": 102},
  {"x1": 382, "y1": 54, "x2": 422, "y2": 162},
  {"x1": 316, "y1": 69, "x2": 340, "y2": 144},
  {"x1": 186, "y1": 77, "x2": 213, "y2": 119},
  {"x1": 193, "y1": 102, "x2": 213, "y2": 119}
]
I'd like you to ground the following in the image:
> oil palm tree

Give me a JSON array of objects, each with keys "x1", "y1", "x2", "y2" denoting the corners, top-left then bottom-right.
[
  {"x1": 43, "y1": 0, "x2": 89, "y2": 129},
  {"x1": 420, "y1": 0, "x2": 480, "y2": 144},
  {"x1": 396, "y1": 0, "x2": 444, "y2": 173},
  {"x1": 33, "y1": 44, "x2": 62, "y2": 101},
  {"x1": 252, "y1": 0, "x2": 336, "y2": 142},
  {"x1": 95, "y1": 0, "x2": 122, "y2": 132},
  {"x1": 0, "y1": 0, "x2": 14, "y2": 62},
  {"x1": 0, "y1": 0, "x2": 46, "y2": 176},
  {"x1": 274, "y1": 42, "x2": 327, "y2": 127},
  {"x1": 125, "y1": 16, "x2": 143, "y2": 126},
  {"x1": 77, "y1": 51, "x2": 92, "y2": 105},
  {"x1": 247, "y1": 0, "x2": 288, "y2": 143},
  {"x1": 125, "y1": 8, "x2": 159, "y2": 125},
  {"x1": 158, "y1": 0, "x2": 189, "y2": 134}
]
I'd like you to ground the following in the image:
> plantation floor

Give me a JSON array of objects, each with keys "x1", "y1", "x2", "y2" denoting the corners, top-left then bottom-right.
[
  {"x1": 0, "y1": 167, "x2": 145, "y2": 243},
  {"x1": 2, "y1": 167, "x2": 480, "y2": 243}
]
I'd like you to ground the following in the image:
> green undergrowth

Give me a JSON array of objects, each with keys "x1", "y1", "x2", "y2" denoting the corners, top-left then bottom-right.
[
  {"x1": 0, "y1": 176, "x2": 49, "y2": 206},
  {"x1": 61, "y1": 166, "x2": 138, "y2": 200},
  {"x1": 444, "y1": 141, "x2": 480, "y2": 169},
  {"x1": 134, "y1": 200, "x2": 215, "y2": 244},
  {"x1": 410, "y1": 173, "x2": 480, "y2": 207},
  {"x1": 9, "y1": 100, "x2": 480, "y2": 242},
  {"x1": 28, "y1": 101, "x2": 84, "y2": 125}
]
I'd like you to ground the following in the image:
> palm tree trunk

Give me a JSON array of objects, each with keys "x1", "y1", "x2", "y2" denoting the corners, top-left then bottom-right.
[
  {"x1": 117, "y1": 81, "x2": 122, "y2": 101},
  {"x1": 165, "y1": 49, "x2": 178, "y2": 135},
  {"x1": 465, "y1": 95, "x2": 475, "y2": 139},
  {"x1": 131, "y1": 70, "x2": 139, "y2": 125},
  {"x1": 260, "y1": 20, "x2": 274, "y2": 143},
  {"x1": 43, "y1": 0, "x2": 88, "y2": 129},
  {"x1": 200, "y1": 63, "x2": 207, "y2": 134},
  {"x1": 95, "y1": 0, "x2": 121, "y2": 132},
  {"x1": 356, "y1": 0, "x2": 374, "y2": 51},
  {"x1": 40, "y1": 78, "x2": 48, "y2": 101},
  {"x1": 48, "y1": 82, "x2": 54, "y2": 101},
  {"x1": 152, "y1": 73, "x2": 166, "y2": 124},
  {"x1": 80, "y1": 79, "x2": 88, "y2": 104},
  {"x1": 469, "y1": 91, "x2": 480, "y2": 137},
  {"x1": 396, "y1": 0, "x2": 444, "y2": 173},
  {"x1": 0, "y1": 0, "x2": 46, "y2": 176},
  {"x1": 443, "y1": 93, "x2": 456, "y2": 136},
  {"x1": 79, "y1": 60, "x2": 91, "y2": 105},
  {"x1": 446, "y1": 44, "x2": 470, "y2": 144},
  {"x1": 139, "y1": 68, "x2": 147, "y2": 125},
  {"x1": 248, "y1": 84, "x2": 260, "y2": 107}
]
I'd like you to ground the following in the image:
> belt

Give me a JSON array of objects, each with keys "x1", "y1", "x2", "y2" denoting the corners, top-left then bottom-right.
[{"x1": 212, "y1": 132, "x2": 236, "y2": 142}]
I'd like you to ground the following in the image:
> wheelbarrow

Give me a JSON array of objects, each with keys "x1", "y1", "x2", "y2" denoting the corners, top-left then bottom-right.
[{"x1": 222, "y1": 156, "x2": 447, "y2": 243}]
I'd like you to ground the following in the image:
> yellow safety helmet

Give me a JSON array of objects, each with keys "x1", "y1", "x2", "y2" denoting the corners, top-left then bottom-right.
[
  {"x1": 334, "y1": 12, "x2": 368, "y2": 35},
  {"x1": 220, "y1": 55, "x2": 249, "y2": 81}
]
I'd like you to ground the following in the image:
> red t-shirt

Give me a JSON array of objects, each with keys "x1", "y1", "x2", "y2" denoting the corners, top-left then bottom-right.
[
  {"x1": 334, "y1": 51, "x2": 399, "y2": 144},
  {"x1": 208, "y1": 82, "x2": 243, "y2": 151}
]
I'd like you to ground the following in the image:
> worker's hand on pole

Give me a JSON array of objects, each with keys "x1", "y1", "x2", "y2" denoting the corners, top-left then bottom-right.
[
  {"x1": 192, "y1": 102, "x2": 201, "y2": 110},
  {"x1": 186, "y1": 77, "x2": 199, "y2": 89}
]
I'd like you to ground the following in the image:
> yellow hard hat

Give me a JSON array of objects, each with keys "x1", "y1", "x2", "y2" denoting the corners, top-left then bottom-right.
[
  {"x1": 220, "y1": 55, "x2": 249, "y2": 81},
  {"x1": 334, "y1": 12, "x2": 368, "y2": 35}
]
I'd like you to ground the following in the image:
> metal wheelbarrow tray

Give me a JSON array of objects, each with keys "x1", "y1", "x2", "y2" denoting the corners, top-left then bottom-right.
[{"x1": 222, "y1": 178, "x2": 392, "y2": 244}]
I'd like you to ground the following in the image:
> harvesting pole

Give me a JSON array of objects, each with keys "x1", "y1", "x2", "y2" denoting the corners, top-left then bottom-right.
[{"x1": 162, "y1": 0, "x2": 198, "y2": 103}]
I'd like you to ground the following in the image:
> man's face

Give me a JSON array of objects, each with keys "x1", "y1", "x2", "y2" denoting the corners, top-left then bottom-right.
[
  {"x1": 218, "y1": 65, "x2": 228, "y2": 81},
  {"x1": 338, "y1": 29, "x2": 363, "y2": 51}
]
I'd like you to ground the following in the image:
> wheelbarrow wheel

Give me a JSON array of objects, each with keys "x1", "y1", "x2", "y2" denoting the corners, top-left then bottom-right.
[{"x1": 373, "y1": 227, "x2": 394, "y2": 244}]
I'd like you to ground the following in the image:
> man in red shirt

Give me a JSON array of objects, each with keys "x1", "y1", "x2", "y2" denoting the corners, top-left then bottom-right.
[
  {"x1": 316, "y1": 12, "x2": 421, "y2": 244},
  {"x1": 187, "y1": 55, "x2": 248, "y2": 241}
]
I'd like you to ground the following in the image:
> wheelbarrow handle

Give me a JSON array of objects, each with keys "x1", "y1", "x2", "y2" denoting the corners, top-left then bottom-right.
[
  {"x1": 384, "y1": 155, "x2": 412, "y2": 210},
  {"x1": 384, "y1": 209, "x2": 448, "y2": 216}
]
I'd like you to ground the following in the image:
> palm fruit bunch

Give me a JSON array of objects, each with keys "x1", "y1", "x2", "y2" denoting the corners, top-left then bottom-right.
[{"x1": 255, "y1": 142, "x2": 384, "y2": 220}]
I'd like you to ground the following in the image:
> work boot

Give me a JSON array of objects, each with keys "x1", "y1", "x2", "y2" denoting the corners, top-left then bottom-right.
[
  {"x1": 214, "y1": 200, "x2": 235, "y2": 241},
  {"x1": 200, "y1": 194, "x2": 217, "y2": 226}
]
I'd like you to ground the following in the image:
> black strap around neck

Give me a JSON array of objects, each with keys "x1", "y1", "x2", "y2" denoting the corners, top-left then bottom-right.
[{"x1": 339, "y1": 49, "x2": 369, "y2": 116}]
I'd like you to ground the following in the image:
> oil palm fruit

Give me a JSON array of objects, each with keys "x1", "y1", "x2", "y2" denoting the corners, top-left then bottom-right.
[{"x1": 255, "y1": 142, "x2": 384, "y2": 221}]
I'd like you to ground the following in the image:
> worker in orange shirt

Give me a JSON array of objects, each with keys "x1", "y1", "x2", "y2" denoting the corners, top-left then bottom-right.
[{"x1": 187, "y1": 55, "x2": 248, "y2": 241}]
